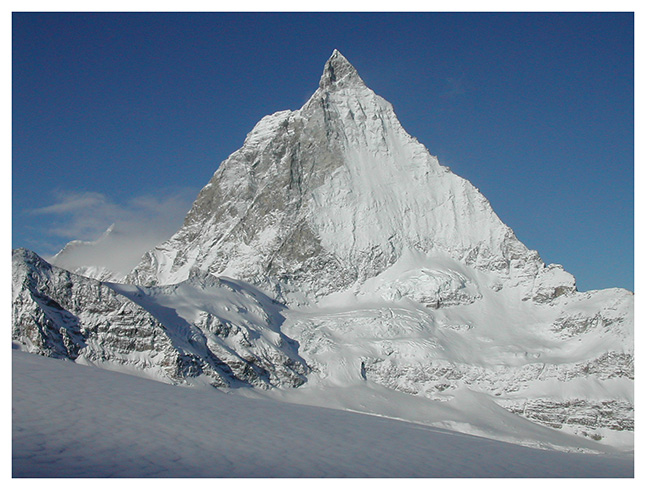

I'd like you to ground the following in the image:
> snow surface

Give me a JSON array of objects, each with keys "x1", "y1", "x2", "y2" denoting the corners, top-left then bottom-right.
[{"x1": 12, "y1": 349, "x2": 633, "y2": 478}]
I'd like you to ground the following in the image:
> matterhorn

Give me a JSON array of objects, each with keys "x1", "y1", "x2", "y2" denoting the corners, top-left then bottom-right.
[
  {"x1": 129, "y1": 49, "x2": 575, "y2": 306},
  {"x1": 13, "y1": 50, "x2": 633, "y2": 454}
]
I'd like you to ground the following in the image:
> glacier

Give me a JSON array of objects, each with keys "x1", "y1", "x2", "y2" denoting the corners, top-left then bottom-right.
[{"x1": 12, "y1": 50, "x2": 634, "y2": 472}]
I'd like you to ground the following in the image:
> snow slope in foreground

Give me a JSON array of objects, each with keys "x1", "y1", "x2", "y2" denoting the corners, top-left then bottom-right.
[{"x1": 12, "y1": 350, "x2": 633, "y2": 478}]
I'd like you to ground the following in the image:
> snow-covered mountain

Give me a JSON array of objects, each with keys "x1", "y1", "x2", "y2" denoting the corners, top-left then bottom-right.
[
  {"x1": 49, "y1": 219, "x2": 187, "y2": 283},
  {"x1": 49, "y1": 224, "x2": 127, "y2": 282},
  {"x1": 128, "y1": 50, "x2": 573, "y2": 307},
  {"x1": 12, "y1": 50, "x2": 633, "y2": 459}
]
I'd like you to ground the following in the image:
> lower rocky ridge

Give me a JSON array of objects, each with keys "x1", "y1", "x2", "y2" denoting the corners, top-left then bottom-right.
[
  {"x1": 12, "y1": 249, "x2": 308, "y2": 389},
  {"x1": 499, "y1": 399, "x2": 633, "y2": 435},
  {"x1": 362, "y1": 355, "x2": 634, "y2": 439}
]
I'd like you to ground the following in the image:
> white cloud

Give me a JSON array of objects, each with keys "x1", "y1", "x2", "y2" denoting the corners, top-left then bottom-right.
[{"x1": 31, "y1": 188, "x2": 197, "y2": 277}]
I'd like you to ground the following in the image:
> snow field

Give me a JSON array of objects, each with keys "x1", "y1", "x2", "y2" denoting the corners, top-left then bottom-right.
[{"x1": 12, "y1": 350, "x2": 633, "y2": 478}]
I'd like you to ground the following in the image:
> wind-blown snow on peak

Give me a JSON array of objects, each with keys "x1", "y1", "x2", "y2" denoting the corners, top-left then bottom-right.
[{"x1": 128, "y1": 52, "x2": 571, "y2": 305}]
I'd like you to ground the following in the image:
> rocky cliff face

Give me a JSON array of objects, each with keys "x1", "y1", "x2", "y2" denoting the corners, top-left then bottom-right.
[{"x1": 12, "y1": 248, "x2": 308, "y2": 389}]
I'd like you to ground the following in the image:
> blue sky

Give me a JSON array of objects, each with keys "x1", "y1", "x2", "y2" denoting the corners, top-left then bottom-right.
[{"x1": 12, "y1": 12, "x2": 634, "y2": 291}]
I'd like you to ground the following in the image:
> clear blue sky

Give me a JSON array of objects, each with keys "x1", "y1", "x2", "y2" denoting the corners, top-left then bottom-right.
[{"x1": 12, "y1": 12, "x2": 634, "y2": 292}]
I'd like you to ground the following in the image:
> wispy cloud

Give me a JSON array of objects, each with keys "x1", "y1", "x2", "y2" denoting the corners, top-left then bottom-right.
[
  {"x1": 441, "y1": 76, "x2": 467, "y2": 98},
  {"x1": 32, "y1": 191, "x2": 121, "y2": 240},
  {"x1": 32, "y1": 191, "x2": 110, "y2": 217},
  {"x1": 29, "y1": 188, "x2": 197, "y2": 276},
  {"x1": 31, "y1": 188, "x2": 195, "y2": 240}
]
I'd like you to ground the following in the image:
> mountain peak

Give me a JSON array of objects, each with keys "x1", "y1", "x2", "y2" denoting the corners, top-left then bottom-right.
[{"x1": 319, "y1": 49, "x2": 364, "y2": 90}]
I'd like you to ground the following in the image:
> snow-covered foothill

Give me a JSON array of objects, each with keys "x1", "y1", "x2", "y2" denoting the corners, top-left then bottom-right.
[{"x1": 49, "y1": 224, "x2": 149, "y2": 283}]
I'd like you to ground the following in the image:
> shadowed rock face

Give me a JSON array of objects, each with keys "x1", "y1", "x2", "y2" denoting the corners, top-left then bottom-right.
[
  {"x1": 128, "y1": 102, "x2": 354, "y2": 301},
  {"x1": 12, "y1": 249, "x2": 308, "y2": 389}
]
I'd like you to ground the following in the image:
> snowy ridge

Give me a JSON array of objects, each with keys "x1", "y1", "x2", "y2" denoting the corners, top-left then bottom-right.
[
  {"x1": 12, "y1": 246, "x2": 633, "y2": 451},
  {"x1": 12, "y1": 249, "x2": 308, "y2": 389},
  {"x1": 280, "y1": 278, "x2": 633, "y2": 447}
]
